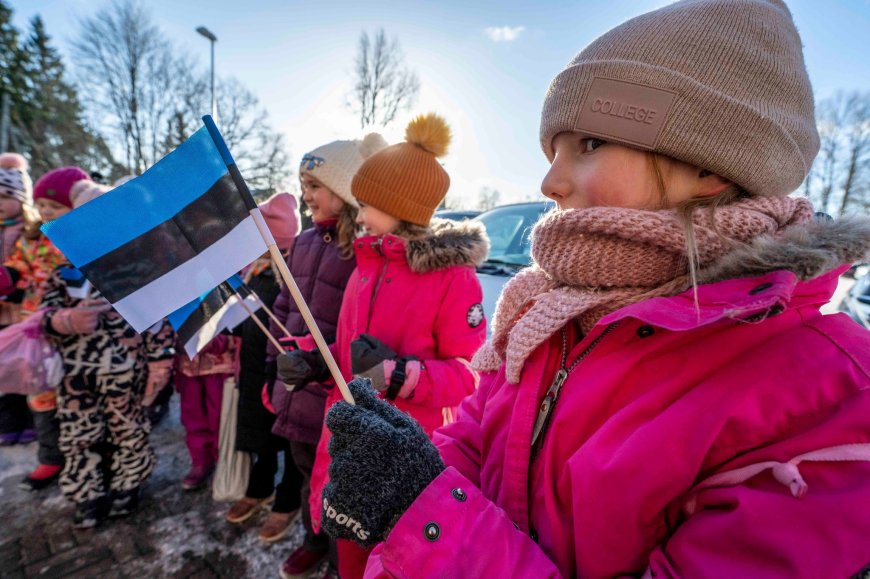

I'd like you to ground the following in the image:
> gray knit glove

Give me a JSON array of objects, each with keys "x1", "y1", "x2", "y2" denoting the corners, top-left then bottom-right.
[{"x1": 322, "y1": 378, "x2": 444, "y2": 547}]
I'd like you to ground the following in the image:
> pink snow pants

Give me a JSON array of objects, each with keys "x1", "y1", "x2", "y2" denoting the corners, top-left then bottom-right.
[{"x1": 176, "y1": 373, "x2": 226, "y2": 468}]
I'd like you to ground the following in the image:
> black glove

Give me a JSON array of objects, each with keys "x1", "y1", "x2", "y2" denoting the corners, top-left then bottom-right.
[
  {"x1": 351, "y1": 334, "x2": 398, "y2": 392},
  {"x1": 321, "y1": 379, "x2": 444, "y2": 547},
  {"x1": 277, "y1": 349, "x2": 327, "y2": 391}
]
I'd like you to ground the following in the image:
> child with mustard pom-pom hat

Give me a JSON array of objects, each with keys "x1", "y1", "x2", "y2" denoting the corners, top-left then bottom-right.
[{"x1": 276, "y1": 113, "x2": 489, "y2": 578}]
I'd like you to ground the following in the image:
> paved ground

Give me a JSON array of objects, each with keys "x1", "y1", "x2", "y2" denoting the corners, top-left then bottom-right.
[{"x1": 0, "y1": 399, "x2": 330, "y2": 578}]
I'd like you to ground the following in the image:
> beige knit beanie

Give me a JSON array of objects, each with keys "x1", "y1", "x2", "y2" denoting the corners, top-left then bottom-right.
[
  {"x1": 300, "y1": 133, "x2": 388, "y2": 207},
  {"x1": 540, "y1": 0, "x2": 819, "y2": 198}
]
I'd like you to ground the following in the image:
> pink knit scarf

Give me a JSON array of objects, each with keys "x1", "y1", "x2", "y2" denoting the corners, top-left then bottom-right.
[{"x1": 472, "y1": 196, "x2": 814, "y2": 383}]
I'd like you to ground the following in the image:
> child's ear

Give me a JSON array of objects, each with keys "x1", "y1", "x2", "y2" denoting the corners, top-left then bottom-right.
[{"x1": 695, "y1": 171, "x2": 732, "y2": 199}]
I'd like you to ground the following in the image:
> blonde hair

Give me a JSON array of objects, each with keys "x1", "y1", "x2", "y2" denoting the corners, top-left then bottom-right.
[
  {"x1": 336, "y1": 203, "x2": 360, "y2": 260},
  {"x1": 22, "y1": 205, "x2": 43, "y2": 240},
  {"x1": 647, "y1": 153, "x2": 747, "y2": 292}
]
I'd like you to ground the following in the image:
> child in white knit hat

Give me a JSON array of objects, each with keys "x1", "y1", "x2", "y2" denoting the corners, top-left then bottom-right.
[
  {"x1": 315, "y1": 1, "x2": 870, "y2": 576},
  {"x1": 224, "y1": 133, "x2": 386, "y2": 573}
]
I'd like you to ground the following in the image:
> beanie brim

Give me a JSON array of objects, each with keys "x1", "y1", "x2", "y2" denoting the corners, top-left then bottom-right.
[
  {"x1": 541, "y1": 62, "x2": 818, "y2": 198},
  {"x1": 352, "y1": 173, "x2": 436, "y2": 227}
]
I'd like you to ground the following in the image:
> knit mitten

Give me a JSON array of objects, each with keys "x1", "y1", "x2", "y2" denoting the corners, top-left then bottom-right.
[{"x1": 322, "y1": 378, "x2": 444, "y2": 547}]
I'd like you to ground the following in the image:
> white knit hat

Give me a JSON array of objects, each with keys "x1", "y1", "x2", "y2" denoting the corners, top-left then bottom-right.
[
  {"x1": 70, "y1": 179, "x2": 111, "y2": 209},
  {"x1": 300, "y1": 133, "x2": 388, "y2": 207}
]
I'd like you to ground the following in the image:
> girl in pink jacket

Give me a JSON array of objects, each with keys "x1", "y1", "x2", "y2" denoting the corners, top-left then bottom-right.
[
  {"x1": 277, "y1": 114, "x2": 489, "y2": 578},
  {"x1": 315, "y1": 1, "x2": 870, "y2": 577}
]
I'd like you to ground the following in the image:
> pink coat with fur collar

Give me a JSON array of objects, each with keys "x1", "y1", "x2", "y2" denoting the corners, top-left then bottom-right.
[
  {"x1": 309, "y1": 219, "x2": 489, "y2": 533},
  {"x1": 365, "y1": 262, "x2": 870, "y2": 577}
]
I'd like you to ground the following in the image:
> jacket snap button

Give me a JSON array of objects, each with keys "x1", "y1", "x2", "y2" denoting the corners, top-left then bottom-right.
[
  {"x1": 358, "y1": 242, "x2": 364, "y2": 248},
  {"x1": 451, "y1": 488, "x2": 467, "y2": 502},
  {"x1": 424, "y1": 522, "x2": 440, "y2": 541},
  {"x1": 637, "y1": 325, "x2": 654, "y2": 338},
  {"x1": 749, "y1": 282, "x2": 773, "y2": 295},
  {"x1": 386, "y1": 278, "x2": 392, "y2": 283},
  {"x1": 361, "y1": 277, "x2": 368, "y2": 283}
]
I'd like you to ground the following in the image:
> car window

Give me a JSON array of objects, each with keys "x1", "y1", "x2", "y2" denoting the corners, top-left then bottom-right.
[{"x1": 475, "y1": 203, "x2": 552, "y2": 266}]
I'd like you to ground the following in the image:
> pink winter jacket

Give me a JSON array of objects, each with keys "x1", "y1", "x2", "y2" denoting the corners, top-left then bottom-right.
[
  {"x1": 366, "y1": 263, "x2": 870, "y2": 578},
  {"x1": 309, "y1": 219, "x2": 489, "y2": 533}
]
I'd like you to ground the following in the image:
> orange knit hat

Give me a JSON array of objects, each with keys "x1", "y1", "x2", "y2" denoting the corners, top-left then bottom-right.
[{"x1": 351, "y1": 113, "x2": 451, "y2": 227}]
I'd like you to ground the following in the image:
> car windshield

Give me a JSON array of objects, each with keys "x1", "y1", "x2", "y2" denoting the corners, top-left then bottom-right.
[{"x1": 474, "y1": 203, "x2": 552, "y2": 268}]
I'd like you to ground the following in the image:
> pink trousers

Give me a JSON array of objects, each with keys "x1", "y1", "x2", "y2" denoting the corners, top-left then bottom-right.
[{"x1": 176, "y1": 373, "x2": 226, "y2": 468}]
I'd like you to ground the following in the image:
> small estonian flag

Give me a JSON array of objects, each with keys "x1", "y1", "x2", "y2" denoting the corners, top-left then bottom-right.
[
  {"x1": 169, "y1": 275, "x2": 260, "y2": 359},
  {"x1": 58, "y1": 265, "x2": 92, "y2": 300},
  {"x1": 41, "y1": 117, "x2": 267, "y2": 333}
]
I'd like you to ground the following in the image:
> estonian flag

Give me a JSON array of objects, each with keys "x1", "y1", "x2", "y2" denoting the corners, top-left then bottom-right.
[
  {"x1": 169, "y1": 275, "x2": 260, "y2": 359},
  {"x1": 41, "y1": 117, "x2": 267, "y2": 333},
  {"x1": 58, "y1": 265, "x2": 93, "y2": 300}
]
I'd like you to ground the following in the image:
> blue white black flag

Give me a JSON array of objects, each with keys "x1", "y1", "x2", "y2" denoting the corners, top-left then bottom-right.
[
  {"x1": 168, "y1": 275, "x2": 260, "y2": 359},
  {"x1": 41, "y1": 117, "x2": 266, "y2": 332}
]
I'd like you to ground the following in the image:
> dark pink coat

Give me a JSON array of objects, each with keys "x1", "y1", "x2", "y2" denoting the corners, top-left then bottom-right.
[
  {"x1": 366, "y1": 266, "x2": 870, "y2": 577},
  {"x1": 310, "y1": 220, "x2": 489, "y2": 533}
]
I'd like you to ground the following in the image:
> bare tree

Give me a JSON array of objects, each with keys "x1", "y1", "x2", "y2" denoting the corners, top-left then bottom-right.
[
  {"x1": 837, "y1": 93, "x2": 870, "y2": 215},
  {"x1": 804, "y1": 91, "x2": 870, "y2": 217},
  {"x1": 72, "y1": 1, "x2": 290, "y2": 189},
  {"x1": 72, "y1": 0, "x2": 177, "y2": 173},
  {"x1": 477, "y1": 186, "x2": 502, "y2": 211},
  {"x1": 171, "y1": 75, "x2": 291, "y2": 193},
  {"x1": 351, "y1": 29, "x2": 420, "y2": 129}
]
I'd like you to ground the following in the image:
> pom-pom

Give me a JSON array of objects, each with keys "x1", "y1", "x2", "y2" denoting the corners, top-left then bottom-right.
[
  {"x1": 358, "y1": 133, "x2": 388, "y2": 160},
  {"x1": 0, "y1": 153, "x2": 28, "y2": 171},
  {"x1": 405, "y1": 113, "x2": 451, "y2": 157},
  {"x1": 70, "y1": 179, "x2": 97, "y2": 199}
]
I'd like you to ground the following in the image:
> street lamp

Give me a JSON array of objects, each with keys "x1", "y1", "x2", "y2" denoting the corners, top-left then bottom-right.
[{"x1": 196, "y1": 26, "x2": 217, "y2": 118}]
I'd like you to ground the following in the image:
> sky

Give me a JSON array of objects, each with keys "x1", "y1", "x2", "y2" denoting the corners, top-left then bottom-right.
[{"x1": 9, "y1": 0, "x2": 870, "y2": 207}]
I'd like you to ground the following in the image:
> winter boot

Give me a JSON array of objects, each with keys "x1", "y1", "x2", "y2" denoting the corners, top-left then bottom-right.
[
  {"x1": 181, "y1": 464, "x2": 214, "y2": 491},
  {"x1": 108, "y1": 487, "x2": 141, "y2": 518},
  {"x1": 16, "y1": 428, "x2": 37, "y2": 444},
  {"x1": 0, "y1": 432, "x2": 19, "y2": 446},
  {"x1": 280, "y1": 544, "x2": 328, "y2": 579},
  {"x1": 20, "y1": 463, "x2": 61, "y2": 491},
  {"x1": 73, "y1": 499, "x2": 107, "y2": 529}
]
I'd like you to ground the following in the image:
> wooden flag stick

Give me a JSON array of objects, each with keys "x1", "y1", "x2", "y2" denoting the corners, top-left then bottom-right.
[
  {"x1": 246, "y1": 288, "x2": 293, "y2": 340},
  {"x1": 232, "y1": 286, "x2": 285, "y2": 353},
  {"x1": 250, "y1": 209, "x2": 354, "y2": 405},
  {"x1": 201, "y1": 115, "x2": 353, "y2": 405}
]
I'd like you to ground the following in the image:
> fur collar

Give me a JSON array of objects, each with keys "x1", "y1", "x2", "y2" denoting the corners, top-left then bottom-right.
[
  {"x1": 406, "y1": 218, "x2": 490, "y2": 273},
  {"x1": 700, "y1": 216, "x2": 870, "y2": 284}
]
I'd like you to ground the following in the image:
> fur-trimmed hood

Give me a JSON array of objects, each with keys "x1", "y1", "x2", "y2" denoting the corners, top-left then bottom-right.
[
  {"x1": 700, "y1": 216, "x2": 870, "y2": 284},
  {"x1": 405, "y1": 218, "x2": 490, "y2": 273}
]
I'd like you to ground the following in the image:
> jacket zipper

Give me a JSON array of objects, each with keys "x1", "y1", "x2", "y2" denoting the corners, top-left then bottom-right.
[
  {"x1": 530, "y1": 323, "x2": 618, "y2": 451},
  {"x1": 365, "y1": 238, "x2": 389, "y2": 332}
]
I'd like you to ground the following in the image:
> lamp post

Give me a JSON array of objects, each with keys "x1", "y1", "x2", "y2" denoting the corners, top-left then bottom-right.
[{"x1": 196, "y1": 26, "x2": 217, "y2": 118}]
